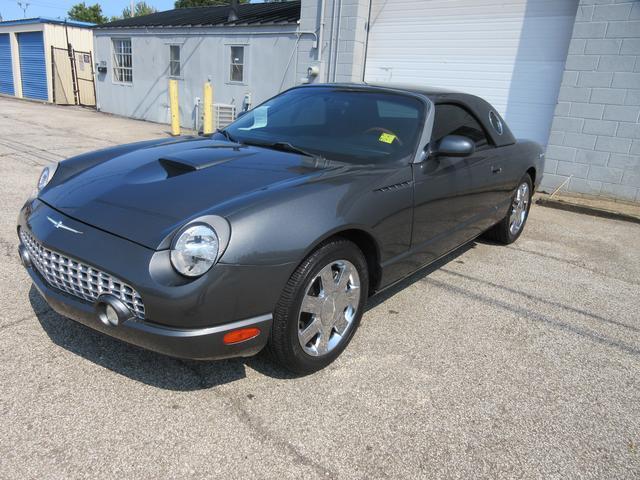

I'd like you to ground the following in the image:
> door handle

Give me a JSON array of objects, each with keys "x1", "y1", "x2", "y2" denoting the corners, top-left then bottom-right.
[{"x1": 491, "y1": 166, "x2": 502, "y2": 174}]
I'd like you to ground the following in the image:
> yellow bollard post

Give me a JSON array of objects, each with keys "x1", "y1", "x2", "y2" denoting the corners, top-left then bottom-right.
[
  {"x1": 203, "y1": 81, "x2": 213, "y2": 135},
  {"x1": 169, "y1": 79, "x2": 180, "y2": 136}
]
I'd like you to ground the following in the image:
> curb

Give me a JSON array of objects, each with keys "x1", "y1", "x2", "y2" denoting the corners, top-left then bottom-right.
[{"x1": 535, "y1": 197, "x2": 640, "y2": 225}]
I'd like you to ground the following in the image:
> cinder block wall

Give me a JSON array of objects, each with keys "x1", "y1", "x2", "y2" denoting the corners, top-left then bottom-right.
[
  {"x1": 299, "y1": 0, "x2": 369, "y2": 84},
  {"x1": 543, "y1": 0, "x2": 640, "y2": 203}
]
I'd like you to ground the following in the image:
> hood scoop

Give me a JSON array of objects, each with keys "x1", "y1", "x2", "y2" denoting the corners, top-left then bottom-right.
[{"x1": 158, "y1": 146, "x2": 253, "y2": 177}]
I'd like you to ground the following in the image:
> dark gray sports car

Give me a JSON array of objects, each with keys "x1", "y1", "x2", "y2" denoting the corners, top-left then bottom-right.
[{"x1": 17, "y1": 84, "x2": 544, "y2": 373}]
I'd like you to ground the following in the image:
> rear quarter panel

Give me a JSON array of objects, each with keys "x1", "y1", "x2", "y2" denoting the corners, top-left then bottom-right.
[{"x1": 495, "y1": 139, "x2": 544, "y2": 216}]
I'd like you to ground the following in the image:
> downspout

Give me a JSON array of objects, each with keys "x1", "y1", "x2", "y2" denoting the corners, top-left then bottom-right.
[
  {"x1": 332, "y1": 0, "x2": 343, "y2": 82},
  {"x1": 317, "y1": 0, "x2": 325, "y2": 64},
  {"x1": 326, "y1": 0, "x2": 337, "y2": 82},
  {"x1": 362, "y1": 0, "x2": 373, "y2": 82}
]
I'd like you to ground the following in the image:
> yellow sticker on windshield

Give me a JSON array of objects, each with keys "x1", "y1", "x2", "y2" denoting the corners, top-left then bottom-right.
[{"x1": 379, "y1": 132, "x2": 397, "y2": 144}]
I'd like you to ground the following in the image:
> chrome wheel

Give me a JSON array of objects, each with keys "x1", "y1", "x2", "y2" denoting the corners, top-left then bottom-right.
[
  {"x1": 297, "y1": 260, "x2": 361, "y2": 357},
  {"x1": 509, "y1": 182, "x2": 530, "y2": 235}
]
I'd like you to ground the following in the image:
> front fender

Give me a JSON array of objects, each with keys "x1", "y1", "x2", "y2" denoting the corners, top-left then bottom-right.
[{"x1": 219, "y1": 166, "x2": 412, "y2": 270}]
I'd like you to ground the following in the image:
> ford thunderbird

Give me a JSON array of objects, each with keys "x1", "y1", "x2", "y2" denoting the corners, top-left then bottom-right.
[{"x1": 17, "y1": 84, "x2": 544, "y2": 373}]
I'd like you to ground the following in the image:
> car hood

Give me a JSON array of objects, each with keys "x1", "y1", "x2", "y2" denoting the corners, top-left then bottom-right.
[{"x1": 40, "y1": 138, "x2": 337, "y2": 249}]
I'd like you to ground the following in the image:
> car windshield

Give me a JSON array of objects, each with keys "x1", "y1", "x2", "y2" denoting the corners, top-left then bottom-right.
[{"x1": 224, "y1": 88, "x2": 425, "y2": 164}]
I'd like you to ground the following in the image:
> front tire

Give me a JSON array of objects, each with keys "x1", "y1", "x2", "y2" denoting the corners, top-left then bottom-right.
[
  {"x1": 268, "y1": 238, "x2": 369, "y2": 374},
  {"x1": 484, "y1": 174, "x2": 533, "y2": 244}
]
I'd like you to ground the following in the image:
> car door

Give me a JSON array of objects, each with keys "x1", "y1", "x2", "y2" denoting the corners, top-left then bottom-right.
[
  {"x1": 439, "y1": 104, "x2": 506, "y2": 234},
  {"x1": 409, "y1": 103, "x2": 498, "y2": 266}
]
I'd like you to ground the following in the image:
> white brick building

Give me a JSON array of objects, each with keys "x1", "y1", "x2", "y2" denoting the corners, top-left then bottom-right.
[{"x1": 543, "y1": 0, "x2": 640, "y2": 202}]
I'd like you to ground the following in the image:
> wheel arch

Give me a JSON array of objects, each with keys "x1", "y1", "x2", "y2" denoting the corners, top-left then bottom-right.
[
  {"x1": 526, "y1": 166, "x2": 536, "y2": 190},
  {"x1": 303, "y1": 226, "x2": 383, "y2": 296}
]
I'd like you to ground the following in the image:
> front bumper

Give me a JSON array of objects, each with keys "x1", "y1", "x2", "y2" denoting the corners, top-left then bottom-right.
[
  {"x1": 17, "y1": 199, "x2": 293, "y2": 360},
  {"x1": 26, "y1": 264, "x2": 271, "y2": 359}
]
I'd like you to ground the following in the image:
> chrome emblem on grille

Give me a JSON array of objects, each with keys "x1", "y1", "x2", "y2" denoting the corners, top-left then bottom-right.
[{"x1": 47, "y1": 216, "x2": 83, "y2": 234}]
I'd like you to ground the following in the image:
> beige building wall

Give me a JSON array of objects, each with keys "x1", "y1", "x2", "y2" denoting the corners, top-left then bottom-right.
[
  {"x1": 44, "y1": 24, "x2": 95, "y2": 102},
  {"x1": 0, "y1": 22, "x2": 94, "y2": 102}
]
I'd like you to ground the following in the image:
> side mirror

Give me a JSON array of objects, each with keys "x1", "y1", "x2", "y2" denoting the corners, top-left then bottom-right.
[{"x1": 432, "y1": 135, "x2": 475, "y2": 158}]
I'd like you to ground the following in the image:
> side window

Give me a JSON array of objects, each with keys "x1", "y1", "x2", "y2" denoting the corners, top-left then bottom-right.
[
  {"x1": 432, "y1": 104, "x2": 490, "y2": 150},
  {"x1": 169, "y1": 45, "x2": 180, "y2": 77},
  {"x1": 230, "y1": 46, "x2": 244, "y2": 83},
  {"x1": 112, "y1": 38, "x2": 132, "y2": 83}
]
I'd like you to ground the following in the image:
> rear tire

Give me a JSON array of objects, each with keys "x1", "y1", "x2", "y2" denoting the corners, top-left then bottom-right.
[
  {"x1": 484, "y1": 174, "x2": 533, "y2": 245},
  {"x1": 268, "y1": 238, "x2": 369, "y2": 375}
]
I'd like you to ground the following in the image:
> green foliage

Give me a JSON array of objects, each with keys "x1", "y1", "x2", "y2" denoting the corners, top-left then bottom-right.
[
  {"x1": 67, "y1": 2, "x2": 108, "y2": 24},
  {"x1": 122, "y1": 1, "x2": 158, "y2": 18},
  {"x1": 174, "y1": 0, "x2": 248, "y2": 8}
]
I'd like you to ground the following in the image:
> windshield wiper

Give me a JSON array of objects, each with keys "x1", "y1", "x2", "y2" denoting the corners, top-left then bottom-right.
[
  {"x1": 216, "y1": 129, "x2": 238, "y2": 143},
  {"x1": 249, "y1": 140, "x2": 320, "y2": 159}
]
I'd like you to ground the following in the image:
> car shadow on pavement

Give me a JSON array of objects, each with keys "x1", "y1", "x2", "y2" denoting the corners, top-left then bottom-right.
[
  {"x1": 29, "y1": 287, "x2": 297, "y2": 391},
  {"x1": 29, "y1": 241, "x2": 478, "y2": 390},
  {"x1": 366, "y1": 241, "x2": 476, "y2": 311}
]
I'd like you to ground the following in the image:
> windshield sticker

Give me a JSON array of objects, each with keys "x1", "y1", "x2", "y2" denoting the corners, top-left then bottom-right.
[
  {"x1": 239, "y1": 106, "x2": 269, "y2": 130},
  {"x1": 378, "y1": 132, "x2": 397, "y2": 144}
]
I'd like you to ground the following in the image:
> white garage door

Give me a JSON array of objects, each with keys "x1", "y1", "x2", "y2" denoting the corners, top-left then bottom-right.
[{"x1": 364, "y1": 0, "x2": 578, "y2": 145}]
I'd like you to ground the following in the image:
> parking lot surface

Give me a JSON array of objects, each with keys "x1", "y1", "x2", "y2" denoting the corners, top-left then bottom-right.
[{"x1": 1, "y1": 97, "x2": 639, "y2": 479}]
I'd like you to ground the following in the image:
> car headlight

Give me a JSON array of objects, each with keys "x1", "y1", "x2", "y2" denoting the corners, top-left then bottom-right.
[
  {"x1": 37, "y1": 163, "x2": 58, "y2": 192},
  {"x1": 170, "y1": 223, "x2": 220, "y2": 277}
]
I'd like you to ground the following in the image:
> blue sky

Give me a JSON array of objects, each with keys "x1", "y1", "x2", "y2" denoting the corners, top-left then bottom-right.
[{"x1": 1, "y1": 1, "x2": 264, "y2": 22}]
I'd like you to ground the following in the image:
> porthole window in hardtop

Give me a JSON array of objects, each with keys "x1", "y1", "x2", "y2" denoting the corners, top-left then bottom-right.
[{"x1": 489, "y1": 111, "x2": 504, "y2": 135}]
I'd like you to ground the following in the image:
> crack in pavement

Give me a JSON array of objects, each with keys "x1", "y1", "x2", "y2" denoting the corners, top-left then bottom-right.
[
  {"x1": 0, "y1": 308, "x2": 50, "y2": 332},
  {"x1": 179, "y1": 361, "x2": 337, "y2": 479}
]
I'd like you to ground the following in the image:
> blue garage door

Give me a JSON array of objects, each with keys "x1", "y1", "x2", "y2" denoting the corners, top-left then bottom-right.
[
  {"x1": 18, "y1": 31, "x2": 47, "y2": 100},
  {"x1": 0, "y1": 34, "x2": 14, "y2": 96}
]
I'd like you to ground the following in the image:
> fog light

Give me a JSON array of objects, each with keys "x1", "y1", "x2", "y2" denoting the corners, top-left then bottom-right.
[
  {"x1": 18, "y1": 245, "x2": 31, "y2": 269},
  {"x1": 95, "y1": 294, "x2": 133, "y2": 327},
  {"x1": 223, "y1": 327, "x2": 261, "y2": 345},
  {"x1": 104, "y1": 305, "x2": 119, "y2": 326}
]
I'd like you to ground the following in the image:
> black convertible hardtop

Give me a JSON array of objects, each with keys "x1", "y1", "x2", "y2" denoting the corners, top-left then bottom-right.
[{"x1": 295, "y1": 83, "x2": 517, "y2": 148}]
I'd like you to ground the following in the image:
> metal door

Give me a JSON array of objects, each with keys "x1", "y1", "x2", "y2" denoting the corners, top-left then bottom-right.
[
  {"x1": 364, "y1": 0, "x2": 579, "y2": 145},
  {"x1": 0, "y1": 34, "x2": 14, "y2": 96},
  {"x1": 18, "y1": 31, "x2": 48, "y2": 100}
]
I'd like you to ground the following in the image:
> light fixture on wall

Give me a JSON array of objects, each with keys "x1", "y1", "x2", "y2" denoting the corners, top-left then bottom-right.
[{"x1": 307, "y1": 65, "x2": 320, "y2": 78}]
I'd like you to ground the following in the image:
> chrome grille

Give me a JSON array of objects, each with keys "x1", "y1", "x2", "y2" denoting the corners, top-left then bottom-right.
[{"x1": 20, "y1": 229, "x2": 145, "y2": 319}]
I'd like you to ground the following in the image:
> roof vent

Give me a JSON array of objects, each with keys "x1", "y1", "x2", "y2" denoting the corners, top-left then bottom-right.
[{"x1": 228, "y1": 0, "x2": 239, "y2": 22}]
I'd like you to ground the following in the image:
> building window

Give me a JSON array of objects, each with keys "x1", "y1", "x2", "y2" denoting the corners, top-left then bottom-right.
[
  {"x1": 112, "y1": 38, "x2": 132, "y2": 83},
  {"x1": 169, "y1": 45, "x2": 180, "y2": 77},
  {"x1": 230, "y1": 46, "x2": 244, "y2": 83}
]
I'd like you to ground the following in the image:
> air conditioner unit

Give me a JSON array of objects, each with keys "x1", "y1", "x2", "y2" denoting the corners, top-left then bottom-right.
[{"x1": 214, "y1": 103, "x2": 236, "y2": 129}]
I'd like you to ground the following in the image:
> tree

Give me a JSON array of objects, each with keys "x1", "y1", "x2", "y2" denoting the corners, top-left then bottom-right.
[
  {"x1": 174, "y1": 0, "x2": 248, "y2": 8},
  {"x1": 122, "y1": 1, "x2": 158, "y2": 18},
  {"x1": 68, "y1": 2, "x2": 108, "y2": 24}
]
